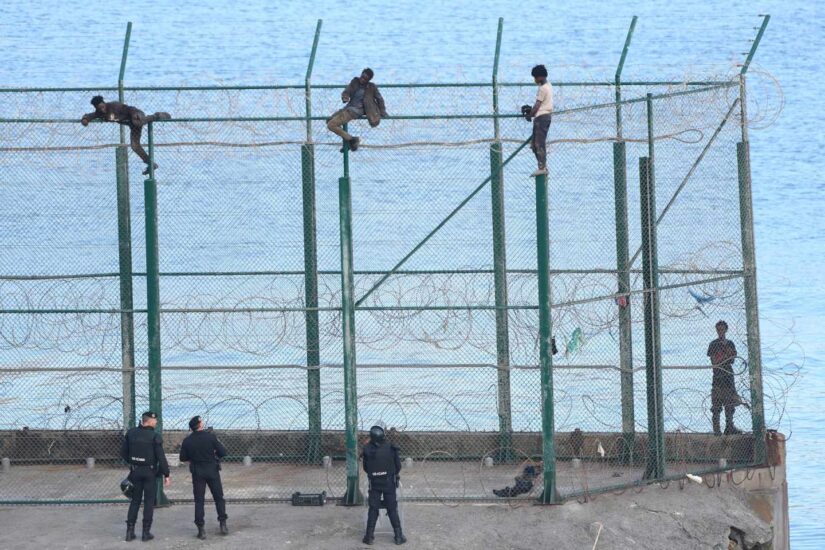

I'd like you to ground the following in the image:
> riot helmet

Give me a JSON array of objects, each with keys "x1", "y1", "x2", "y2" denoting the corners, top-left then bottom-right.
[
  {"x1": 369, "y1": 425, "x2": 385, "y2": 444},
  {"x1": 120, "y1": 477, "x2": 134, "y2": 499}
]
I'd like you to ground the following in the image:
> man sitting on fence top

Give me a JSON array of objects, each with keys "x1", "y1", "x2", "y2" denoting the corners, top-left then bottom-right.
[
  {"x1": 327, "y1": 68, "x2": 388, "y2": 152},
  {"x1": 81, "y1": 95, "x2": 171, "y2": 174}
]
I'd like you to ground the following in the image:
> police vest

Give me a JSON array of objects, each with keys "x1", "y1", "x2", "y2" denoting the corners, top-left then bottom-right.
[
  {"x1": 126, "y1": 427, "x2": 157, "y2": 466},
  {"x1": 366, "y1": 443, "x2": 395, "y2": 479}
]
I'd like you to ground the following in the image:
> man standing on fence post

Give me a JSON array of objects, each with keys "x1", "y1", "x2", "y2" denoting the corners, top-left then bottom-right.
[
  {"x1": 707, "y1": 320, "x2": 743, "y2": 436},
  {"x1": 80, "y1": 95, "x2": 171, "y2": 174},
  {"x1": 326, "y1": 68, "x2": 388, "y2": 152},
  {"x1": 179, "y1": 415, "x2": 229, "y2": 539},
  {"x1": 121, "y1": 411, "x2": 171, "y2": 542},
  {"x1": 522, "y1": 64, "x2": 554, "y2": 176}
]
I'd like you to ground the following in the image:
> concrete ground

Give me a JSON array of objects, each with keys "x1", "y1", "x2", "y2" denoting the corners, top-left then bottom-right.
[
  {"x1": 0, "y1": 460, "x2": 658, "y2": 501},
  {"x1": 0, "y1": 481, "x2": 772, "y2": 550}
]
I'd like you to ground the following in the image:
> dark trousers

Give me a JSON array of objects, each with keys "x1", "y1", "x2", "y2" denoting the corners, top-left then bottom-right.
[
  {"x1": 711, "y1": 383, "x2": 738, "y2": 433},
  {"x1": 367, "y1": 484, "x2": 400, "y2": 530},
  {"x1": 192, "y1": 469, "x2": 227, "y2": 526},
  {"x1": 126, "y1": 466, "x2": 156, "y2": 528},
  {"x1": 493, "y1": 478, "x2": 534, "y2": 497},
  {"x1": 127, "y1": 111, "x2": 169, "y2": 165},
  {"x1": 530, "y1": 114, "x2": 552, "y2": 168}
]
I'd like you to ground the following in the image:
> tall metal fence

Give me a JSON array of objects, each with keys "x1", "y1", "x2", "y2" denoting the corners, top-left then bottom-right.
[{"x1": 0, "y1": 18, "x2": 772, "y2": 504}]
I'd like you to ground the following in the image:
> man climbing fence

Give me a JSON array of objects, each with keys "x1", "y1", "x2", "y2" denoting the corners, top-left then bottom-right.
[{"x1": 81, "y1": 95, "x2": 171, "y2": 174}]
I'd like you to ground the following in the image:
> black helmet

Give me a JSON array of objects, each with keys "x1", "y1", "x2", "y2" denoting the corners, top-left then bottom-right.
[
  {"x1": 120, "y1": 477, "x2": 134, "y2": 499},
  {"x1": 369, "y1": 425, "x2": 385, "y2": 444}
]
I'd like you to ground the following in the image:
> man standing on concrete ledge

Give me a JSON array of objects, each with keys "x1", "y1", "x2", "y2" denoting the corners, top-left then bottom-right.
[
  {"x1": 180, "y1": 415, "x2": 229, "y2": 539},
  {"x1": 523, "y1": 64, "x2": 554, "y2": 176},
  {"x1": 122, "y1": 411, "x2": 171, "y2": 542},
  {"x1": 707, "y1": 320, "x2": 743, "y2": 436},
  {"x1": 327, "y1": 68, "x2": 388, "y2": 152}
]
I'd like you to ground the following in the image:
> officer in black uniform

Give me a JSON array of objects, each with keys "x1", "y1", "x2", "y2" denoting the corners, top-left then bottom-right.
[
  {"x1": 179, "y1": 415, "x2": 229, "y2": 539},
  {"x1": 121, "y1": 411, "x2": 171, "y2": 542},
  {"x1": 362, "y1": 425, "x2": 406, "y2": 545}
]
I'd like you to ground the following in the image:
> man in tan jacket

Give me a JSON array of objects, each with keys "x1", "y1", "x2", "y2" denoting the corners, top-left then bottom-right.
[{"x1": 327, "y1": 68, "x2": 388, "y2": 152}]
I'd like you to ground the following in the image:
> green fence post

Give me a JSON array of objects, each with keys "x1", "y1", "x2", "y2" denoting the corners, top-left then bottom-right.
[
  {"x1": 638, "y1": 95, "x2": 665, "y2": 479},
  {"x1": 304, "y1": 19, "x2": 322, "y2": 143},
  {"x1": 534, "y1": 172, "x2": 558, "y2": 504},
  {"x1": 302, "y1": 145, "x2": 322, "y2": 464},
  {"x1": 490, "y1": 143, "x2": 513, "y2": 460},
  {"x1": 639, "y1": 154, "x2": 664, "y2": 480},
  {"x1": 737, "y1": 76, "x2": 767, "y2": 464},
  {"x1": 613, "y1": 142, "x2": 634, "y2": 463},
  {"x1": 614, "y1": 16, "x2": 637, "y2": 138},
  {"x1": 143, "y1": 123, "x2": 170, "y2": 505},
  {"x1": 740, "y1": 15, "x2": 770, "y2": 76},
  {"x1": 490, "y1": 17, "x2": 513, "y2": 461},
  {"x1": 117, "y1": 22, "x2": 132, "y2": 144},
  {"x1": 116, "y1": 21, "x2": 135, "y2": 431},
  {"x1": 641, "y1": 93, "x2": 665, "y2": 480},
  {"x1": 116, "y1": 147, "x2": 136, "y2": 431},
  {"x1": 614, "y1": 16, "x2": 637, "y2": 464},
  {"x1": 339, "y1": 135, "x2": 362, "y2": 505},
  {"x1": 303, "y1": 19, "x2": 323, "y2": 464}
]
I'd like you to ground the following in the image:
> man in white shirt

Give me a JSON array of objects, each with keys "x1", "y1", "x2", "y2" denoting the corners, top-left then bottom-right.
[{"x1": 526, "y1": 64, "x2": 554, "y2": 176}]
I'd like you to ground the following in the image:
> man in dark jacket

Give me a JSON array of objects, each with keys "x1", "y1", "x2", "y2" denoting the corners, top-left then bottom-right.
[
  {"x1": 362, "y1": 425, "x2": 406, "y2": 545},
  {"x1": 493, "y1": 462, "x2": 541, "y2": 498},
  {"x1": 179, "y1": 415, "x2": 229, "y2": 539},
  {"x1": 121, "y1": 411, "x2": 171, "y2": 542},
  {"x1": 81, "y1": 95, "x2": 171, "y2": 174},
  {"x1": 326, "y1": 68, "x2": 388, "y2": 152},
  {"x1": 707, "y1": 320, "x2": 743, "y2": 435}
]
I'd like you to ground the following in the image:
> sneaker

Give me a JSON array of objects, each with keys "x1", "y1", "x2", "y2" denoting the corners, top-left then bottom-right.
[
  {"x1": 724, "y1": 425, "x2": 743, "y2": 435},
  {"x1": 530, "y1": 167, "x2": 548, "y2": 177},
  {"x1": 142, "y1": 162, "x2": 159, "y2": 175},
  {"x1": 339, "y1": 137, "x2": 360, "y2": 153}
]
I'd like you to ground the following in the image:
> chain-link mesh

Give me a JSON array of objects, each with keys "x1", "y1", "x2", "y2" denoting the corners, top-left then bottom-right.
[{"x1": 0, "y1": 80, "x2": 767, "y2": 503}]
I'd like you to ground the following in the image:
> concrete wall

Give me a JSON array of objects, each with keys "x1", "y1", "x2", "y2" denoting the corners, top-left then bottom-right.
[
  {"x1": 735, "y1": 431, "x2": 789, "y2": 550},
  {"x1": 0, "y1": 429, "x2": 756, "y2": 463}
]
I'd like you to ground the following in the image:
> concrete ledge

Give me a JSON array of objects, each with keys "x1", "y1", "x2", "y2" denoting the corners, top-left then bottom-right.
[{"x1": 0, "y1": 429, "x2": 757, "y2": 464}]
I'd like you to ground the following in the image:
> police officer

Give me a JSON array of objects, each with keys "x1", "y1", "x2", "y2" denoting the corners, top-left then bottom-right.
[
  {"x1": 121, "y1": 411, "x2": 171, "y2": 542},
  {"x1": 179, "y1": 415, "x2": 229, "y2": 539},
  {"x1": 362, "y1": 425, "x2": 406, "y2": 545}
]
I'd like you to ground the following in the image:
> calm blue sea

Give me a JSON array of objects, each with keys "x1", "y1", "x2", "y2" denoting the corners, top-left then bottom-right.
[{"x1": 0, "y1": 0, "x2": 822, "y2": 545}]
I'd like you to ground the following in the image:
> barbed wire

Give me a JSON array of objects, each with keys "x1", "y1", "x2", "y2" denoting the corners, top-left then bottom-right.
[
  {"x1": 0, "y1": 267, "x2": 797, "y2": 436},
  {"x1": 0, "y1": 67, "x2": 798, "y2": 503}
]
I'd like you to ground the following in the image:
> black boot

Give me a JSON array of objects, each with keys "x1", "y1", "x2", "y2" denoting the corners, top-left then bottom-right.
[
  {"x1": 219, "y1": 519, "x2": 229, "y2": 535},
  {"x1": 125, "y1": 524, "x2": 136, "y2": 542},
  {"x1": 141, "y1": 526, "x2": 154, "y2": 542},
  {"x1": 363, "y1": 507, "x2": 377, "y2": 545},
  {"x1": 712, "y1": 410, "x2": 722, "y2": 436},
  {"x1": 196, "y1": 525, "x2": 206, "y2": 540},
  {"x1": 393, "y1": 527, "x2": 407, "y2": 545},
  {"x1": 724, "y1": 424, "x2": 742, "y2": 435},
  {"x1": 724, "y1": 408, "x2": 741, "y2": 435},
  {"x1": 362, "y1": 526, "x2": 375, "y2": 545}
]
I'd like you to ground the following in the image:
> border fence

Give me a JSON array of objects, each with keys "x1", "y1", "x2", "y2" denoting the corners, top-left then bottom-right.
[{"x1": 0, "y1": 16, "x2": 773, "y2": 504}]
